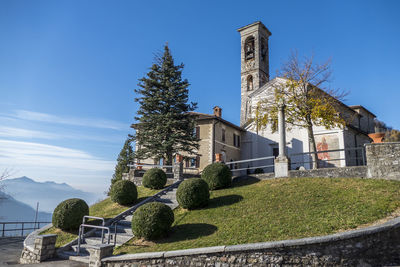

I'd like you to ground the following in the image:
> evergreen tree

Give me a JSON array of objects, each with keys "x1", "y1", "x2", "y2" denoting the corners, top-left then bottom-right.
[
  {"x1": 131, "y1": 45, "x2": 199, "y2": 165},
  {"x1": 110, "y1": 138, "x2": 134, "y2": 186}
]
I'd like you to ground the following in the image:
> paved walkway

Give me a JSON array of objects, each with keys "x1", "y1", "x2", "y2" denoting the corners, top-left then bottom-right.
[{"x1": 0, "y1": 237, "x2": 87, "y2": 267}]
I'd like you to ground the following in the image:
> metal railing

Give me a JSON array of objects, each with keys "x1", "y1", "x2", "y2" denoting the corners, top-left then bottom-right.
[
  {"x1": 0, "y1": 221, "x2": 50, "y2": 237},
  {"x1": 225, "y1": 156, "x2": 275, "y2": 173},
  {"x1": 77, "y1": 216, "x2": 110, "y2": 255},
  {"x1": 289, "y1": 147, "x2": 366, "y2": 169},
  {"x1": 128, "y1": 162, "x2": 174, "y2": 175}
]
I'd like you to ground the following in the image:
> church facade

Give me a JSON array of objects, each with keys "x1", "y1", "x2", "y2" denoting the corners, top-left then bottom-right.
[{"x1": 238, "y1": 22, "x2": 375, "y2": 170}]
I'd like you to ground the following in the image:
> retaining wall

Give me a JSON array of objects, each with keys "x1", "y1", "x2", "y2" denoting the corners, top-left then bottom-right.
[
  {"x1": 366, "y1": 142, "x2": 400, "y2": 179},
  {"x1": 102, "y1": 216, "x2": 400, "y2": 266},
  {"x1": 20, "y1": 234, "x2": 57, "y2": 264},
  {"x1": 289, "y1": 165, "x2": 367, "y2": 178}
]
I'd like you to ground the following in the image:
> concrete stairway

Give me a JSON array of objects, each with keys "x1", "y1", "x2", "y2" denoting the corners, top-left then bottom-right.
[{"x1": 58, "y1": 182, "x2": 180, "y2": 263}]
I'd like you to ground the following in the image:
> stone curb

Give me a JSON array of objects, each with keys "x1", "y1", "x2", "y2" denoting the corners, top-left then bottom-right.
[
  {"x1": 101, "y1": 215, "x2": 400, "y2": 263},
  {"x1": 103, "y1": 251, "x2": 165, "y2": 261},
  {"x1": 164, "y1": 246, "x2": 226, "y2": 258}
]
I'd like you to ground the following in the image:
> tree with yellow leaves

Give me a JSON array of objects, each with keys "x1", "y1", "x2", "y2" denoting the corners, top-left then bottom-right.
[{"x1": 255, "y1": 52, "x2": 348, "y2": 169}]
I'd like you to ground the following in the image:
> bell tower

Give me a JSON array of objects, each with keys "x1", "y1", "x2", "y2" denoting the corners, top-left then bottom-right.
[{"x1": 238, "y1": 22, "x2": 271, "y2": 126}]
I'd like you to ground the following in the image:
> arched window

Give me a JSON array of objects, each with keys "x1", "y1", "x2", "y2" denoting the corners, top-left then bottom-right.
[
  {"x1": 244, "y1": 36, "x2": 255, "y2": 60},
  {"x1": 247, "y1": 75, "x2": 253, "y2": 91}
]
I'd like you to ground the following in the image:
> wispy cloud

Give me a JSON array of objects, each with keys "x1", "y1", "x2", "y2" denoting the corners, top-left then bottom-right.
[
  {"x1": 0, "y1": 126, "x2": 122, "y2": 143},
  {"x1": 0, "y1": 139, "x2": 114, "y2": 171},
  {"x1": 11, "y1": 110, "x2": 127, "y2": 130},
  {"x1": 0, "y1": 126, "x2": 59, "y2": 139}
]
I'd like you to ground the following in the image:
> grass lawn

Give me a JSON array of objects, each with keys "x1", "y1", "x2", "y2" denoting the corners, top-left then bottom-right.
[
  {"x1": 41, "y1": 186, "x2": 160, "y2": 248},
  {"x1": 115, "y1": 177, "x2": 400, "y2": 254}
]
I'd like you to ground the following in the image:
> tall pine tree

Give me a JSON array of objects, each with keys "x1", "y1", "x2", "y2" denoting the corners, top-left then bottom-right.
[
  {"x1": 110, "y1": 138, "x2": 134, "y2": 186},
  {"x1": 131, "y1": 45, "x2": 199, "y2": 165}
]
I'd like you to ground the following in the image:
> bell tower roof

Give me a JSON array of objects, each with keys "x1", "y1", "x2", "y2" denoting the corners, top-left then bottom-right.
[{"x1": 237, "y1": 21, "x2": 272, "y2": 36}]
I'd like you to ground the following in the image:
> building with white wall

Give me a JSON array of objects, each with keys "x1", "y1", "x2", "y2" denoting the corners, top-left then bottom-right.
[{"x1": 238, "y1": 22, "x2": 375, "y2": 170}]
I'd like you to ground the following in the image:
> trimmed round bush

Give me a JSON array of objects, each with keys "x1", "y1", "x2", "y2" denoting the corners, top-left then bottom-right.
[
  {"x1": 176, "y1": 178, "x2": 210, "y2": 209},
  {"x1": 142, "y1": 168, "x2": 167, "y2": 189},
  {"x1": 52, "y1": 198, "x2": 89, "y2": 230},
  {"x1": 254, "y1": 168, "x2": 264, "y2": 174},
  {"x1": 110, "y1": 180, "x2": 138, "y2": 205},
  {"x1": 131, "y1": 202, "x2": 174, "y2": 240},
  {"x1": 201, "y1": 162, "x2": 232, "y2": 190}
]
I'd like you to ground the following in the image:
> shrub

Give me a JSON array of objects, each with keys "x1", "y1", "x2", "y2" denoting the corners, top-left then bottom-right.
[
  {"x1": 142, "y1": 168, "x2": 167, "y2": 189},
  {"x1": 254, "y1": 168, "x2": 264, "y2": 174},
  {"x1": 110, "y1": 180, "x2": 138, "y2": 205},
  {"x1": 52, "y1": 198, "x2": 89, "y2": 230},
  {"x1": 131, "y1": 202, "x2": 174, "y2": 240},
  {"x1": 201, "y1": 162, "x2": 232, "y2": 190},
  {"x1": 176, "y1": 178, "x2": 209, "y2": 209}
]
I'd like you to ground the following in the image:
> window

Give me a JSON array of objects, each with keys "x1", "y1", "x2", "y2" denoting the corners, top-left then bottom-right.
[
  {"x1": 244, "y1": 36, "x2": 255, "y2": 60},
  {"x1": 273, "y1": 148, "x2": 279, "y2": 158},
  {"x1": 189, "y1": 156, "x2": 200, "y2": 168},
  {"x1": 222, "y1": 129, "x2": 226, "y2": 143},
  {"x1": 233, "y1": 134, "x2": 241, "y2": 148},
  {"x1": 190, "y1": 158, "x2": 196, "y2": 167},
  {"x1": 247, "y1": 75, "x2": 253, "y2": 91},
  {"x1": 193, "y1": 126, "x2": 200, "y2": 139}
]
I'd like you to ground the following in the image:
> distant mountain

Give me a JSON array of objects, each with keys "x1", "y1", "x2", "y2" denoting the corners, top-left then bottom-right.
[
  {"x1": 1, "y1": 176, "x2": 98, "y2": 213},
  {"x1": 0, "y1": 191, "x2": 51, "y2": 222}
]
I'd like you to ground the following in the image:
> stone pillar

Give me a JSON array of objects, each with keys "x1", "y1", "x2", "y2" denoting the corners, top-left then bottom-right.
[
  {"x1": 20, "y1": 234, "x2": 57, "y2": 264},
  {"x1": 173, "y1": 162, "x2": 183, "y2": 180},
  {"x1": 88, "y1": 244, "x2": 114, "y2": 267},
  {"x1": 275, "y1": 102, "x2": 290, "y2": 178}
]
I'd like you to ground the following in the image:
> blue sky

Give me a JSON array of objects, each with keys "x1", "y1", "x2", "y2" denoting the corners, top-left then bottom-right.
[{"x1": 0, "y1": 0, "x2": 399, "y2": 196}]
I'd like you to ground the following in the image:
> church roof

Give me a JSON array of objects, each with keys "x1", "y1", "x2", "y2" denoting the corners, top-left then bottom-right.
[
  {"x1": 189, "y1": 112, "x2": 245, "y2": 132},
  {"x1": 349, "y1": 105, "x2": 376, "y2": 118},
  {"x1": 246, "y1": 77, "x2": 360, "y2": 117}
]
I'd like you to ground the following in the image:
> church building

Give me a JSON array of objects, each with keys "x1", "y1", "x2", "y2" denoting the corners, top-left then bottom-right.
[{"x1": 238, "y1": 22, "x2": 375, "y2": 170}]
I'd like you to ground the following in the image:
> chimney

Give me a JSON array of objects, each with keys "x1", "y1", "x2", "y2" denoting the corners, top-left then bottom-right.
[{"x1": 213, "y1": 106, "x2": 222, "y2": 117}]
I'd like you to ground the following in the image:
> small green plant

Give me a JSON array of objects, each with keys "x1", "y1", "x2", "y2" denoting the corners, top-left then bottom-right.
[
  {"x1": 131, "y1": 202, "x2": 174, "y2": 240},
  {"x1": 142, "y1": 168, "x2": 167, "y2": 189},
  {"x1": 176, "y1": 178, "x2": 210, "y2": 209},
  {"x1": 201, "y1": 162, "x2": 232, "y2": 190},
  {"x1": 52, "y1": 198, "x2": 89, "y2": 230},
  {"x1": 110, "y1": 180, "x2": 138, "y2": 205},
  {"x1": 254, "y1": 168, "x2": 264, "y2": 174}
]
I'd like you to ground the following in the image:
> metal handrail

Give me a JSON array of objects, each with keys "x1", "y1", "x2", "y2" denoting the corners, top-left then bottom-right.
[
  {"x1": 77, "y1": 224, "x2": 110, "y2": 255},
  {"x1": 225, "y1": 156, "x2": 275, "y2": 165},
  {"x1": 289, "y1": 147, "x2": 366, "y2": 167},
  {"x1": 81, "y1": 215, "x2": 105, "y2": 243},
  {"x1": 290, "y1": 147, "x2": 364, "y2": 157},
  {"x1": 128, "y1": 164, "x2": 174, "y2": 168},
  {"x1": 231, "y1": 164, "x2": 274, "y2": 172},
  {"x1": 0, "y1": 221, "x2": 50, "y2": 237}
]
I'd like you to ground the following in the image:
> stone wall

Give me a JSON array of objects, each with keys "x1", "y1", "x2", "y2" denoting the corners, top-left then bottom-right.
[
  {"x1": 251, "y1": 166, "x2": 367, "y2": 180},
  {"x1": 366, "y1": 142, "x2": 400, "y2": 179},
  {"x1": 102, "y1": 217, "x2": 400, "y2": 266},
  {"x1": 289, "y1": 165, "x2": 367, "y2": 178},
  {"x1": 20, "y1": 234, "x2": 57, "y2": 264}
]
